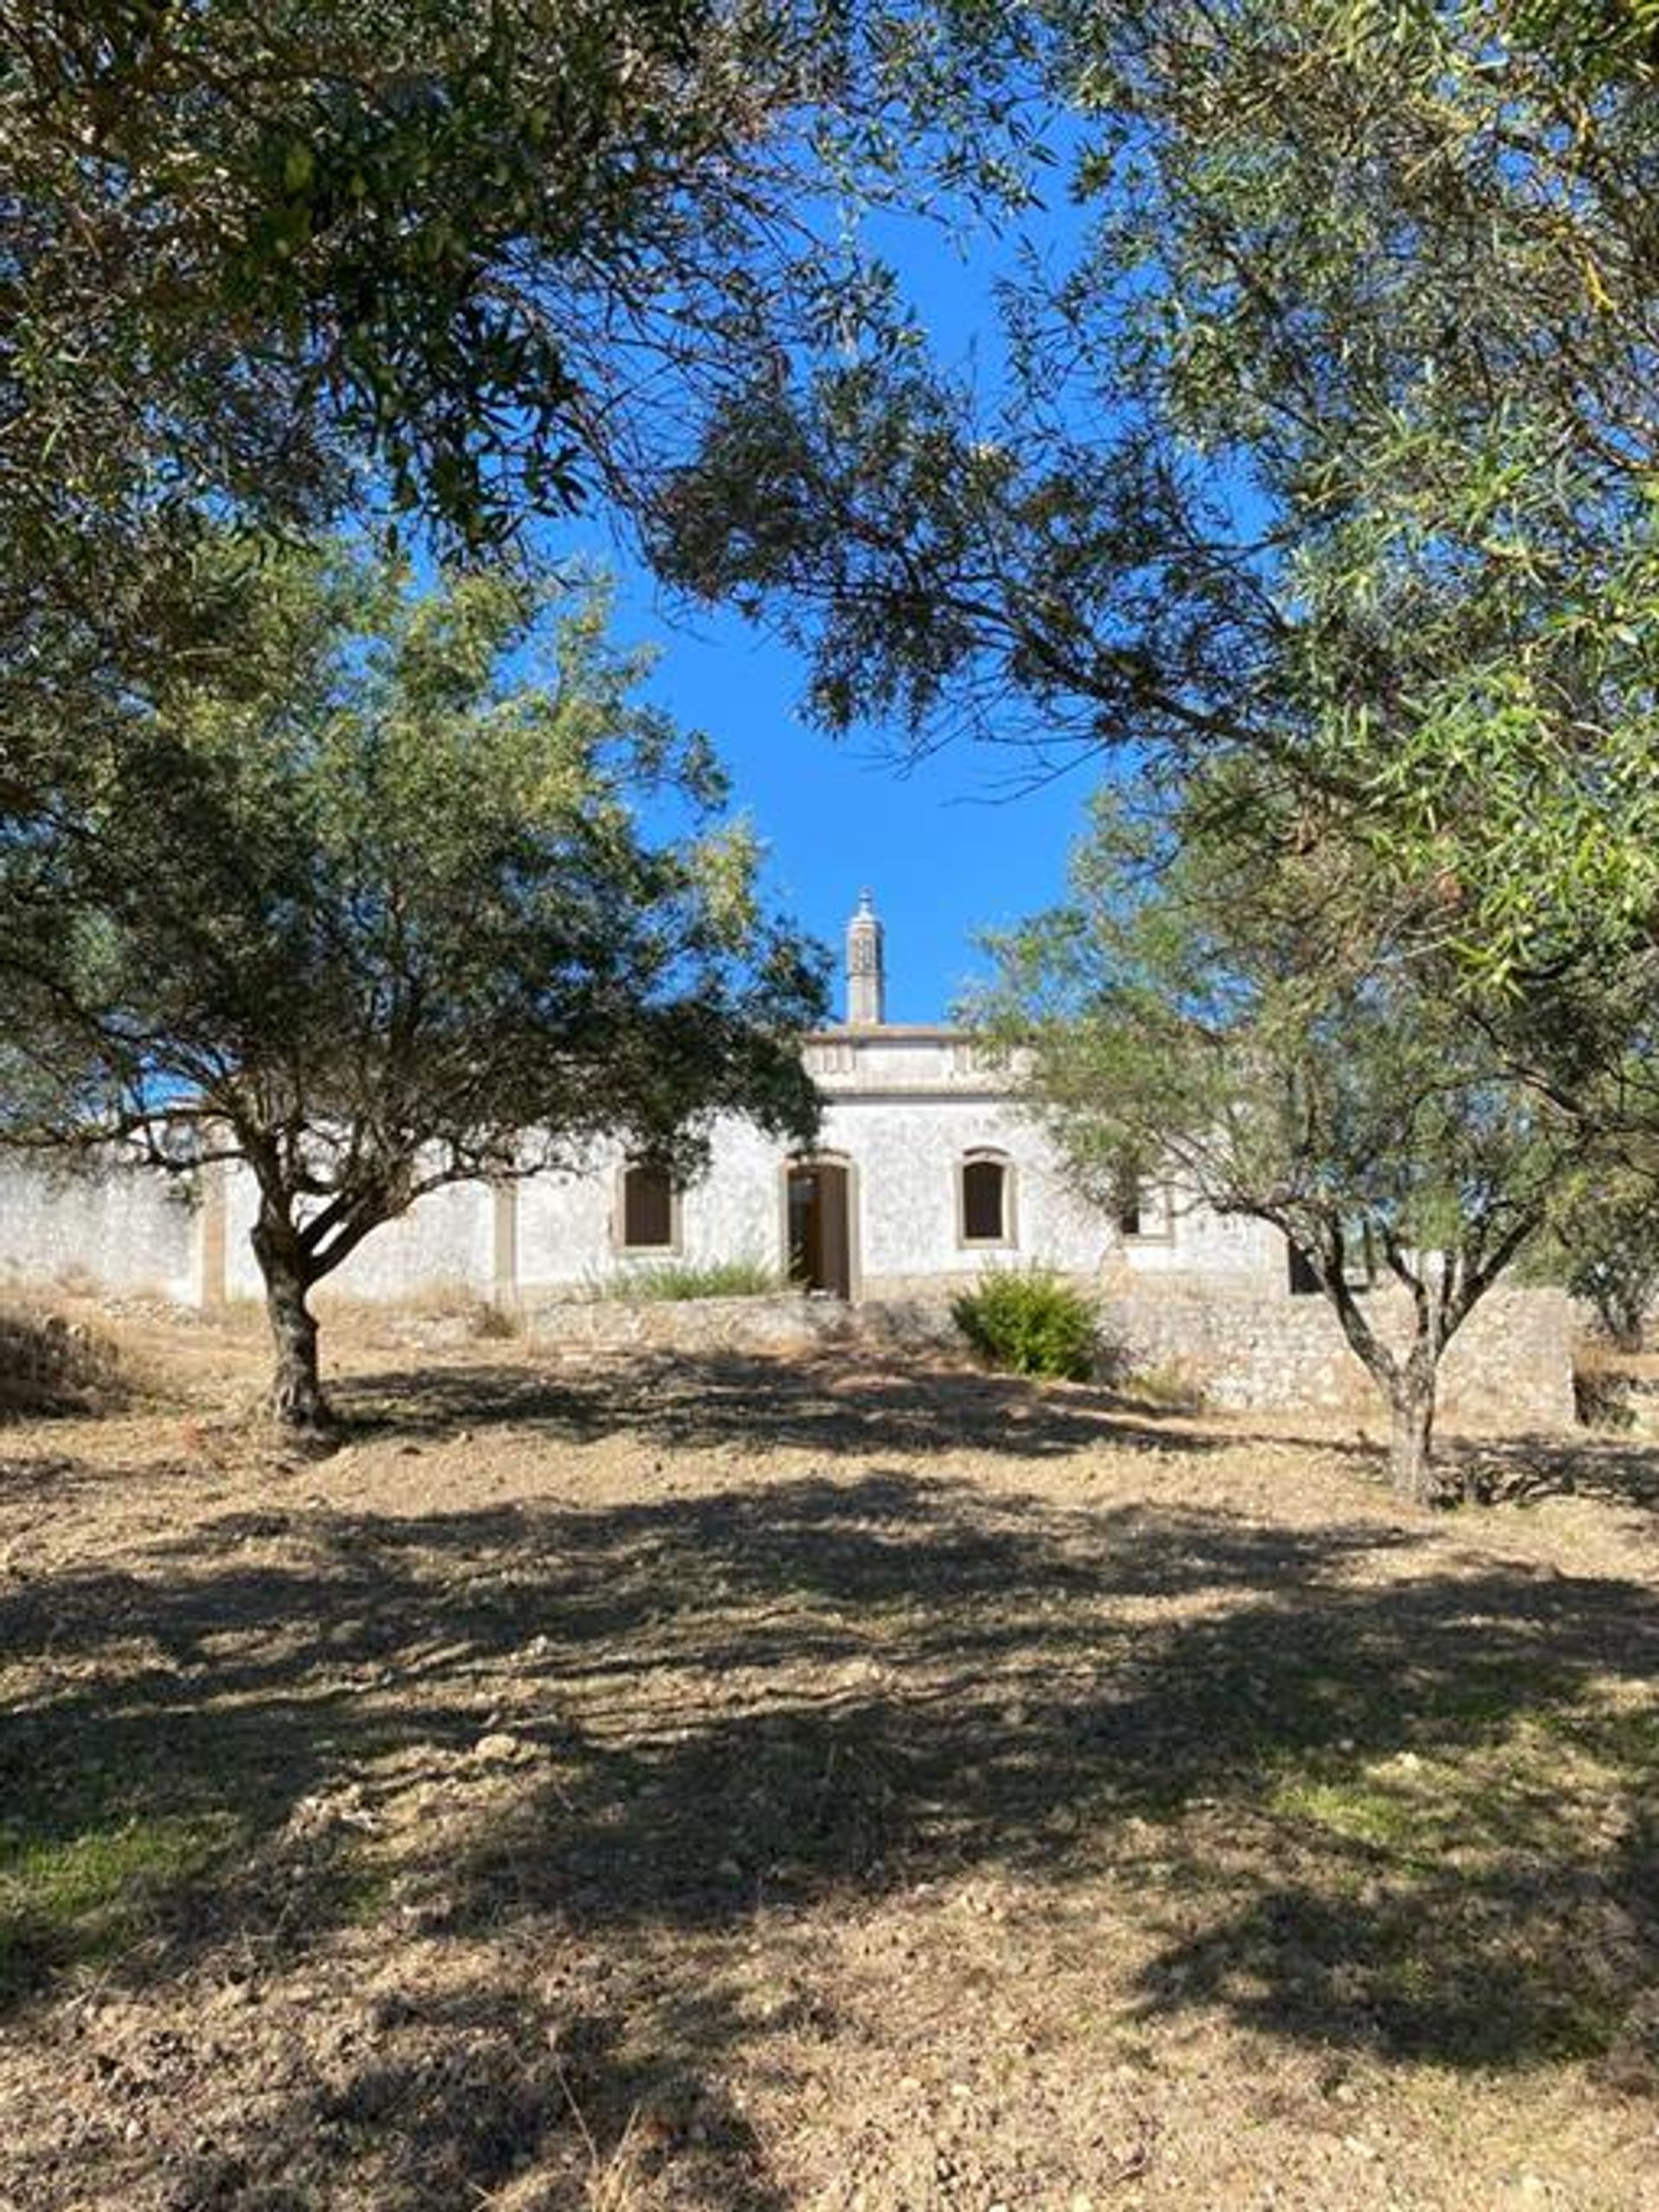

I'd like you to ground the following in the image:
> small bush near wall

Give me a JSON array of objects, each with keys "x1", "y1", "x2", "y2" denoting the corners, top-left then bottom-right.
[
  {"x1": 1573, "y1": 1354, "x2": 1638, "y2": 1431},
  {"x1": 0, "y1": 1304, "x2": 134, "y2": 1418},
  {"x1": 1116, "y1": 1360, "x2": 1210, "y2": 1415},
  {"x1": 953, "y1": 1268, "x2": 1098, "y2": 1382},
  {"x1": 469, "y1": 1300, "x2": 524, "y2": 1340},
  {"x1": 594, "y1": 1256, "x2": 791, "y2": 1303}
]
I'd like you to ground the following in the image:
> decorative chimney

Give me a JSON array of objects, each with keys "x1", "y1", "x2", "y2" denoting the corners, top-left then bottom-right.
[{"x1": 845, "y1": 887, "x2": 886, "y2": 1027}]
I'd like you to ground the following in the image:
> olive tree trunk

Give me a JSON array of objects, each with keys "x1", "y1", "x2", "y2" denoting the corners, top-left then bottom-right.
[
  {"x1": 251, "y1": 1213, "x2": 332, "y2": 1432},
  {"x1": 1385, "y1": 1359, "x2": 1438, "y2": 1508},
  {"x1": 1302, "y1": 1235, "x2": 1451, "y2": 1508}
]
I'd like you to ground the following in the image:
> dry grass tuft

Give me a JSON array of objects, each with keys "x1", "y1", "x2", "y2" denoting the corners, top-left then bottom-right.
[{"x1": 0, "y1": 1300, "x2": 144, "y2": 1418}]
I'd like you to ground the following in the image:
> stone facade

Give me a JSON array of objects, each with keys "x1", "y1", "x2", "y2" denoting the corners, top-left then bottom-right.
[
  {"x1": 449, "y1": 1280, "x2": 1573, "y2": 1434},
  {"x1": 201, "y1": 1022, "x2": 1215, "y2": 1306},
  {"x1": 513, "y1": 1293, "x2": 961, "y2": 1359},
  {"x1": 0, "y1": 894, "x2": 1579, "y2": 1433},
  {"x1": 181, "y1": 894, "x2": 1279, "y2": 1308}
]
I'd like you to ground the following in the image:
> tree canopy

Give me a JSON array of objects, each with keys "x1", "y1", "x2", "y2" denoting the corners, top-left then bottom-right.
[
  {"x1": 0, "y1": 0, "x2": 1043, "y2": 804},
  {"x1": 6, "y1": 1, "x2": 824, "y2": 555},
  {"x1": 1538, "y1": 1173, "x2": 1659, "y2": 1349},
  {"x1": 980, "y1": 781, "x2": 1580, "y2": 1500},
  {"x1": 661, "y1": 0, "x2": 1659, "y2": 994},
  {"x1": 2, "y1": 548, "x2": 826, "y2": 1424}
]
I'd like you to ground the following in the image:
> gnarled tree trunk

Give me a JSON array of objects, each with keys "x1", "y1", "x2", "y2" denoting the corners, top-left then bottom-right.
[
  {"x1": 251, "y1": 1212, "x2": 332, "y2": 1433},
  {"x1": 1300, "y1": 1230, "x2": 1448, "y2": 1508},
  {"x1": 1386, "y1": 1363, "x2": 1438, "y2": 1507}
]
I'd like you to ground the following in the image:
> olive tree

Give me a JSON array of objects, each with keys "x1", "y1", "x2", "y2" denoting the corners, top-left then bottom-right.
[
  {"x1": 1, "y1": 2, "x2": 1036, "y2": 723},
  {"x1": 0, "y1": 1, "x2": 1039, "y2": 1048},
  {"x1": 2, "y1": 548, "x2": 825, "y2": 1427},
  {"x1": 1538, "y1": 1177, "x2": 1659, "y2": 1348},
  {"x1": 662, "y1": 0, "x2": 1659, "y2": 998},
  {"x1": 982, "y1": 790, "x2": 1579, "y2": 1502}
]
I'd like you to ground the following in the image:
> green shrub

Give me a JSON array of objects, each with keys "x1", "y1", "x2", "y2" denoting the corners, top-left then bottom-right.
[
  {"x1": 1574, "y1": 1362, "x2": 1637, "y2": 1431},
  {"x1": 952, "y1": 1268, "x2": 1099, "y2": 1381},
  {"x1": 469, "y1": 1299, "x2": 523, "y2": 1340},
  {"x1": 597, "y1": 1255, "x2": 790, "y2": 1302}
]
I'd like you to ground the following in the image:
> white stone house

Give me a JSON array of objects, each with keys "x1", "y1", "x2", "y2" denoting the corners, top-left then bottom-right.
[
  {"x1": 0, "y1": 891, "x2": 1283, "y2": 1311},
  {"x1": 245, "y1": 891, "x2": 1284, "y2": 1303},
  {"x1": 0, "y1": 891, "x2": 1576, "y2": 1426},
  {"x1": 233, "y1": 890, "x2": 1281, "y2": 1307}
]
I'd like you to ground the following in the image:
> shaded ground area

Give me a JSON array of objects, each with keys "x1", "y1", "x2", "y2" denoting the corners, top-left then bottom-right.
[{"x1": 2, "y1": 1322, "x2": 1657, "y2": 2209}]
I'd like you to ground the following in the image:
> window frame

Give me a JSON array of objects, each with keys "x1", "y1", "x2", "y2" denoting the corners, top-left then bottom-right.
[
  {"x1": 957, "y1": 1148, "x2": 1017, "y2": 1249},
  {"x1": 613, "y1": 1160, "x2": 683, "y2": 1256}
]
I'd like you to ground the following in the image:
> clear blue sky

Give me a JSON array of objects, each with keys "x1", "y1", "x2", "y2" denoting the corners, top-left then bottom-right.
[
  {"x1": 548, "y1": 184, "x2": 1102, "y2": 1025},
  {"x1": 601, "y1": 565, "x2": 1093, "y2": 1026}
]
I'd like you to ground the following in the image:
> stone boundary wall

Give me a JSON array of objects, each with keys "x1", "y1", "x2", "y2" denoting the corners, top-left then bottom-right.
[
  {"x1": 1093, "y1": 1283, "x2": 1576, "y2": 1433},
  {"x1": 0, "y1": 1131, "x2": 1580, "y2": 1433},
  {"x1": 516, "y1": 1281, "x2": 1575, "y2": 1433},
  {"x1": 518, "y1": 1293, "x2": 961, "y2": 1359},
  {"x1": 0, "y1": 1153, "x2": 202, "y2": 1306}
]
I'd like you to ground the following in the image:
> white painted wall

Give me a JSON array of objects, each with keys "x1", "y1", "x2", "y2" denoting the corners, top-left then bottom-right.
[
  {"x1": 219, "y1": 1164, "x2": 496, "y2": 1302},
  {"x1": 516, "y1": 1090, "x2": 1269, "y2": 1299},
  {"x1": 0, "y1": 1030, "x2": 1291, "y2": 1306},
  {"x1": 824, "y1": 1091, "x2": 1109, "y2": 1290},
  {"x1": 513, "y1": 1096, "x2": 1120, "y2": 1297},
  {"x1": 518, "y1": 1121, "x2": 792, "y2": 1294},
  {"x1": 1124, "y1": 1185, "x2": 1286, "y2": 1283},
  {"x1": 0, "y1": 1152, "x2": 201, "y2": 1304}
]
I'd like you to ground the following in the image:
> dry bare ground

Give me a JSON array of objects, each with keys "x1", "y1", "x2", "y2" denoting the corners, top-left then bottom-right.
[{"x1": 2, "y1": 1302, "x2": 1657, "y2": 2210}]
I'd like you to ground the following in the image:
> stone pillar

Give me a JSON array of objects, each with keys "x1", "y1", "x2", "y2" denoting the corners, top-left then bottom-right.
[
  {"x1": 197, "y1": 1160, "x2": 229, "y2": 1311},
  {"x1": 846, "y1": 888, "x2": 886, "y2": 1027},
  {"x1": 492, "y1": 1179, "x2": 519, "y2": 1308}
]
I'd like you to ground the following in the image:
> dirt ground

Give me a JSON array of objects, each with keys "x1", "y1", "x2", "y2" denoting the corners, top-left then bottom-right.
[{"x1": 2, "y1": 1303, "x2": 1657, "y2": 2211}]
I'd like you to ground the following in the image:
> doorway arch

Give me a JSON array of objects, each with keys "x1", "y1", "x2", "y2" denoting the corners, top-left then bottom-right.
[{"x1": 783, "y1": 1154, "x2": 858, "y2": 1299}]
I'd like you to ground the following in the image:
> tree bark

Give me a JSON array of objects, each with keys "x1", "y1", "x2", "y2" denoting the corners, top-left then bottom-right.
[
  {"x1": 1287, "y1": 1224, "x2": 1445, "y2": 1507},
  {"x1": 1387, "y1": 1367, "x2": 1438, "y2": 1506},
  {"x1": 251, "y1": 1217, "x2": 332, "y2": 1433}
]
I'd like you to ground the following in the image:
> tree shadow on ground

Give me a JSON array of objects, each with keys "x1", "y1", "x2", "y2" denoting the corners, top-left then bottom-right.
[
  {"x1": 1446, "y1": 1427, "x2": 1659, "y2": 1516},
  {"x1": 334, "y1": 1347, "x2": 1234, "y2": 1463},
  {"x1": 3, "y1": 1453, "x2": 1657, "y2": 2205}
]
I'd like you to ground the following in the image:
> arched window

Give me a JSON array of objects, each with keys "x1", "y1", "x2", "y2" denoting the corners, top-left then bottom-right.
[
  {"x1": 959, "y1": 1150, "x2": 1015, "y2": 1247},
  {"x1": 616, "y1": 1161, "x2": 678, "y2": 1254},
  {"x1": 1118, "y1": 1178, "x2": 1173, "y2": 1242}
]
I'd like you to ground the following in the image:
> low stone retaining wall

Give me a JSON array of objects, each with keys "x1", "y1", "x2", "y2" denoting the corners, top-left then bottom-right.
[
  {"x1": 1094, "y1": 1283, "x2": 1576, "y2": 1433},
  {"x1": 516, "y1": 1281, "x2": 1576, "y2": 1433},
  {"x1": 518, "y1": 1292, "x2": 961, "y2": 1358}
]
